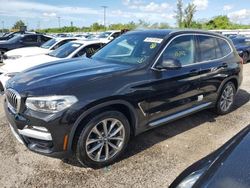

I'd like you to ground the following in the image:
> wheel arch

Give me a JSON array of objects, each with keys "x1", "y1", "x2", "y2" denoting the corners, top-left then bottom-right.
[
  {"x1": 68, "y1": 99, "x2": 138, "y2": 152},
  {"x1": 217, "y1": 76, "x2": 239, "y2": 96}
]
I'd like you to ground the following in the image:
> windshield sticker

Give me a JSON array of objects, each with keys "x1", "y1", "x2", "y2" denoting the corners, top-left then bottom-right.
[
  {"x1": 72, "y1": 44, "x2": 81, "y2": 47},
  {"x1": 144, "y1": 37, "x2": 163, "y2": 44},
  {"x1": 150, "y1": 43, "x2": 157, "y2": 49}
]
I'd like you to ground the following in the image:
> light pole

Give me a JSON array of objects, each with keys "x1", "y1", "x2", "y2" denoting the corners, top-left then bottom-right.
[
  {"x1": 1, "y1": 21, "x2": 4, "y2": 33},
  {"x1": 101, "y1": 6, "x2": 107, "y2": 30},
  {"x1": 57, "y1": 16, "x2": 61, "y2": 28}
]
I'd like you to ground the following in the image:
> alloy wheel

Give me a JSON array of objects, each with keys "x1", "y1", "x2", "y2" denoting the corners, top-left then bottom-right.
[
  {"x1": 220, "y1": 84, "x2": 234, "y2": 112},
  {"x1": 85, "y1": 118, "x2": 125, "y2": 162}
]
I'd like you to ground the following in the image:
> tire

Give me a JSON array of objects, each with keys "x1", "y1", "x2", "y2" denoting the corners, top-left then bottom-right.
[
  {"x1": 76, "y1": 111, "x2": 130, "y2": 168},
  {"x1": 242, "y1": 52, "x2": 249, "y2": 64},
  {"x1": 215, "y1": 81, "x2": 236, "y2": 115}
]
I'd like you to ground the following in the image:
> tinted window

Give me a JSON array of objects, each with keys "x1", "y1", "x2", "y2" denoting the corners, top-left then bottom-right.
[
  {"x1": 51, "y1": 39, "x2": 76, "y2": 50},
  {"x1": 111, "y1": 32, "x2": 121, "y2": 39},
  {"x1": 48, "y1": 42, "x2": 82, "y2": 58},
  {"x1": 22, "y1": 35, "x2": 38, "y2": 43},
  {"x1": 74, "y1": 43, "x2": 103, "y2": 58},
  {"x1": 41, "y1": 36, "x2": 51, "y2": 43},
  {"x1": 162, "y1": 35, "x2": 196, "y2": 66},
  {"x1": 198, "y1": 36, "x2": 220, "y2": 62},
  {"x1": 217, "y1": 38, "x2": 232, "y2": 57},
  {"x1": 41, "y1": 38, "x2": 58, "y2": 49}
]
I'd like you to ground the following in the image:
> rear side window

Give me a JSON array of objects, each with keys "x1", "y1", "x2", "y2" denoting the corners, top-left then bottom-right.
[
  {"x1": 23, "y1": 35, "x2": 38, "y2": 43},
  {"x1": 217, "y1": 38, "x2": 232, "y2": 57},
  {"x1": 197, "y1": 36, "x2": 219, "y2": 62}
]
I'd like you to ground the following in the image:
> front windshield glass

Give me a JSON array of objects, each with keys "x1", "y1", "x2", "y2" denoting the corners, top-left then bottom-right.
[
  {"x1": 41, "y1": 38, "x2": 58, "y2": 49},
  {"x1": 48, "y1": 42, "x2": 82, "y2": 58},
  {"x1": 97, "y1": 32, "x2": 112, "y2": 38},
  {"x1": 92, "y1": 33, "x2": 165, "y2": 65}
]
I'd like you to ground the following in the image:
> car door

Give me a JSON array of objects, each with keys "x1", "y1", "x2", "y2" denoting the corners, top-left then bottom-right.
[
  {"x1": 197, "y1": 35, "x2": 234, "y2": 104},
  {"x1": 22, "y1": 35, "x2": 39, "y2": 47},
  {"x1": 147, "y1": 35, "x2": 203, "y2": 124}
]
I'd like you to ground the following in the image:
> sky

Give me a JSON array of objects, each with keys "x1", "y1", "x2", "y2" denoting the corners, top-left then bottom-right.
[{"x1": 0, "y1": 0, "x2": 250, "y2": 29}]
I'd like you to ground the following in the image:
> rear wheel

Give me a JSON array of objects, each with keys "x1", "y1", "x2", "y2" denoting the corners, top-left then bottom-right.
[
  {"x1": 215, "y1": 81, "x2": 236, "y2": 115},
  {"x1": 76, "y1": 111, "x2": 130, "y2": 168}
]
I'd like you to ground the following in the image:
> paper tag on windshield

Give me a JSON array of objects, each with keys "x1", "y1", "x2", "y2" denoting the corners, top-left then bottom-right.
[{"x1": 144, "y1": 37, "x2": 163, "y2": 43}]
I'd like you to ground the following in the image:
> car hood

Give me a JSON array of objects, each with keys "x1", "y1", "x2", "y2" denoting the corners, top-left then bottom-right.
[
  {"x1": 1, "y1": 54, "x2": 60, "y2": 73},
  {"x1": 5, "y1": 47, "x2": 49, "y2": 57},
  {"x1": 7, "y1": 58, "x2": 133, "y2": 94}
]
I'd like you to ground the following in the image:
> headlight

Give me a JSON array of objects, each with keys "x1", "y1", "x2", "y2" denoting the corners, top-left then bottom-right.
[
  {"x1": 4, "y1": 72, "x2": 18, "y2": 78},
  {"x1": 176, "y1": 168, "x2": 205, "y2": 188},
  {"x1": 25, "y1": 95, "x2": 78, "y2": 113},
  {"x1": 237, "y1": 50, "x2": 243, "y2": 54},
  {"x1": 7, "y1": 55, "x2": 22, "y2": 60}
]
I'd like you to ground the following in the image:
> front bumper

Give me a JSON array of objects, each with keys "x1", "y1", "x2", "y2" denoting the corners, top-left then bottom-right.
[{"x1": 4, "y1": 99, "x2": 73, "y2": 159}]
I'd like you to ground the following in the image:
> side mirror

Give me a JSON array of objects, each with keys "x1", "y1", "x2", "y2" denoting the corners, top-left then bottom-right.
[{"x1": 156, "y1": 57, "x2": 182, "y2": 70}]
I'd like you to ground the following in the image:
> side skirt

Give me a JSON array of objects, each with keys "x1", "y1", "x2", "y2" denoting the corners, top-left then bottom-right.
[{"x1": 149, "y1": 102, "x2": 212, "y2": 127}]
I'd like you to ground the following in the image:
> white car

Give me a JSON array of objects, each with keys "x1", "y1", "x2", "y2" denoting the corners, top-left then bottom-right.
[
  {"x1": 2, "y1": 37, "x2": 78, "y2": 64},
  {"x1": 90, "y1": 30, "x2": 121, "y2": 43},
  {"x1": 0, "y1": 40, "x2": 105, "y2": 91}
]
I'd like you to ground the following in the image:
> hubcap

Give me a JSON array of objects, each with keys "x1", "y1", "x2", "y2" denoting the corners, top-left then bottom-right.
[
  {"x1": 86, "y1": 118, "x2": 125, "y2": 162},
  {"x1": 220, "y1": 84, "x2": 234, "y2": 112}
]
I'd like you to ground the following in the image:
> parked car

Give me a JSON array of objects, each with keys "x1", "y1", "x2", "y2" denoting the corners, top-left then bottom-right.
[
  {"x1": 170, "y1": 125, "x2": 250, "y2": 188},
  {"x1": 0, "y1": 40, "x2": 105, "y2": 90},
  {"x1": 0, "y1": 34, "x2": 52, "y2": 61},
  {"x1": 232, "y1": 37, "x2": 250, "y2": 63},
  {"x1": 2, "y1": 37, "x2": 78, "y2": 64},
  {"x1": 0, "y1": 31, "x2": 42, "y2": 41},
  {"x1": 4, "y1": 30, "x2": 243, "y2": 168},
  {"x1": 89, "y1": 30, "x2": 122, "y2": 43}
]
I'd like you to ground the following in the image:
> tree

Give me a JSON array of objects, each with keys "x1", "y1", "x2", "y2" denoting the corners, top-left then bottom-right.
[
  {"x1": 183, "y1": 3, "x2": 196, "y2": 28},
  {"x1": 175, "y1": 0, "x2": 183, "y2": 28},
  {"x1": 204, "y1": 16, "x2": 232, "y2": 29},
  {"x1": 12, "y1": 20, "x2": 25, "y2": 30}
]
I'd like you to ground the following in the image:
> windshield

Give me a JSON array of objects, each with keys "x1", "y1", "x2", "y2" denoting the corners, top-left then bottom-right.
[
  {"x1": 97, "y1": 32, "x2": 112, "y2": 39},
  {"x1": 41, "y1": 38, "x2": 58, "y2": 49},
  {"x1": 48, "y1": 42, "x2": 82, "y2": 58},
  {"x1": 92, "y1": 33, "x2": 164, "y2": 65}
]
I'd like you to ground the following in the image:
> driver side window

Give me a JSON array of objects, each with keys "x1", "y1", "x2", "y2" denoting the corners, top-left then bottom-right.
[{"x1": 162, "y1": 35, "x2": 195, "y2": 66}]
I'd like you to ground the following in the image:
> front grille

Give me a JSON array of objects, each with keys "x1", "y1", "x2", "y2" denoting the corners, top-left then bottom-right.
[{"x1": 5, "y1": 89, "x2": 21, "y2": 112}]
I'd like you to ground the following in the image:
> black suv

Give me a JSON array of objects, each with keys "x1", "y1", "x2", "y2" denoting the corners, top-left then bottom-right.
[
  {"x1": 0, "y1": 34, "x2": 52, "y2": 59},
  {"x1": 4, "y1": 30, "x2": 243, "y2": 168}
]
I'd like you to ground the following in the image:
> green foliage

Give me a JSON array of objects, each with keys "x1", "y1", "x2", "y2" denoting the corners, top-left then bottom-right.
[
  {"x1": 175, "y1": 0, "x2": 183, "y2": 28},
  {"x1": 174, "y1": 0, "x2": 197, "y2": 28},
  {"x1": 12, "y1": 20, "x2": 25, "y2": 30},
  {"x1": 183, "y1": 3, "x2": 196, "y2": 28}
]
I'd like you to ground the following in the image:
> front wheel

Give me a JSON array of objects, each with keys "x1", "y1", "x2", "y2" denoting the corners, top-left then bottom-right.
[
  {"x1": 76, "y1": 111, "x2": 130, "y2": 168},
  {"x1": 215, "y1": 81, "x2": 236, "y2": 115}
]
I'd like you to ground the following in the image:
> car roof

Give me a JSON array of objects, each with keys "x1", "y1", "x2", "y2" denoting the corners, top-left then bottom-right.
[
  {"x1": 69, "y1": 40, "x2": 104, "y2": 45},
  {"x1": 125, "y1": 29, "x2": 227, "y2": 39}
]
